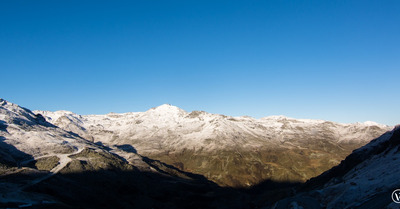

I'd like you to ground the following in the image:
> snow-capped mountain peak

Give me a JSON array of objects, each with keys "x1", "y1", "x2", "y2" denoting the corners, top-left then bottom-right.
[
  {"x1": 0, "y1": 98, "x2": 48, "y2": 128},
  {"x1": 0, "y1": 99, "x2": 92, "y2": 160},
  {"x1": 361, "y1": 120, "x2": 381, "y2": 126},
  {"x1": 261, "y1": 115, "x2": 292, "y2": 121},
  {"x1": 147, "y1": 104, "x2": 187, "y2": 115}
]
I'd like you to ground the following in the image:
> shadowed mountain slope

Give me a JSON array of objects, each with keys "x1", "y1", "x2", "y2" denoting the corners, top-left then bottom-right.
[{"x1": 272, "y1": 126, "x2": 400, "y2": 209}]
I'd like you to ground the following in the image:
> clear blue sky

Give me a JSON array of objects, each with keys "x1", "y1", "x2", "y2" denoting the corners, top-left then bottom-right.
[{"x1": 1, "y1": 1, "x2": 399, "y2": 125}]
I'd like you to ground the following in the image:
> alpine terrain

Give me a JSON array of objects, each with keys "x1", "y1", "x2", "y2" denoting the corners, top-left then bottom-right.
[
  {"x1": 0, "y1": 98, "x2": 244, "y2": 208},
  {"x1": 1, "y1": 98, "x2": 397, "y2": 209},
  {"x1": 35, "y1": 104, "x2": 390, "y2": 187}
]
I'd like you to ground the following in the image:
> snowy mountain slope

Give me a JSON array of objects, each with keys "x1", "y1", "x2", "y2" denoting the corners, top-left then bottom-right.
[
  {"x1": 36, "y1": 104, "x2": 391, "y2": 187},
  {"x1": 272, "y1": 126, "x2": 400, "y2": 209},
  {"x1": 0, "y1": 98, "x2": 90, "y2": 162},
  {"x1": 35, "y1": 104, "x2": 390, "y2": 153},
  {"x1": 1, "y1": 99, "x2": 222, "y2": 208}
]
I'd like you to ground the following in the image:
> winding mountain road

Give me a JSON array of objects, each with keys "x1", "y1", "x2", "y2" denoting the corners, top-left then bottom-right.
[{"x1": 20, "y1": 146, "x2": 85, "y2": 190}]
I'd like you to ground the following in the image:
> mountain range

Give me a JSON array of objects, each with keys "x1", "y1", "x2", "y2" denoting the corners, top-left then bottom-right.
[
  {"x1": 0, "y1": 98, "x2": 398, "y2": 208},
  {"x1": 35, "y1": 104, "x2": 390, "y2": 187}
]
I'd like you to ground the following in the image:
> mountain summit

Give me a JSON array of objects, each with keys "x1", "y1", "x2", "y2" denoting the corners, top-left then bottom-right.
[{"x1": 149, "y1": 104, "x2": 186, "y2": 113}]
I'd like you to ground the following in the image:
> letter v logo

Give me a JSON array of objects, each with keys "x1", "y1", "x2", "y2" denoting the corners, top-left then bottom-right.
[{"x1": 392, "y1": 189, "x2": 400, "y2": 203}]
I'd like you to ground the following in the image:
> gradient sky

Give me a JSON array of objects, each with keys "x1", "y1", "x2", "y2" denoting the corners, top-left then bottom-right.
[{"x1": 1, "y1": 1, "x2": 399, "y2": 125}]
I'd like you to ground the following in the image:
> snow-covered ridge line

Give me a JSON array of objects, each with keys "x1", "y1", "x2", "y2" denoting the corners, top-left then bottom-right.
[
  {"x1": 0, "y1": 98, "x2": 392, "y2": 128},
  {"x1": 34, "y1": 104, "x2": 389, "y2": 128},
  {"x1": 31, "y1": 102, "x2": 392, "y2": 154}
]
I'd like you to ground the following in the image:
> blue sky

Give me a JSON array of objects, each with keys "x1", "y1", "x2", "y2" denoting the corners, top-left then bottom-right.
[{"x1": 1, "y1": 1, "x2": 399, "y2": 125}]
